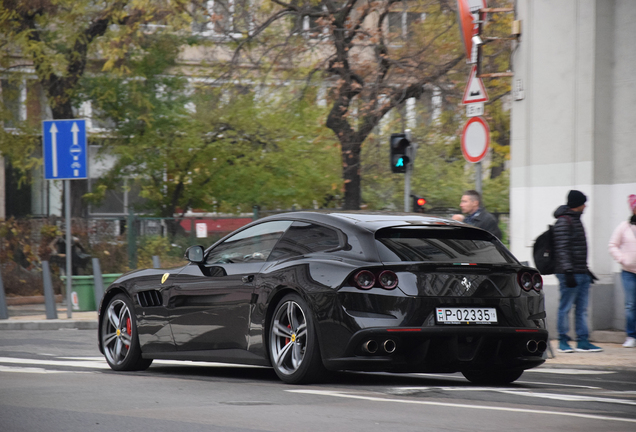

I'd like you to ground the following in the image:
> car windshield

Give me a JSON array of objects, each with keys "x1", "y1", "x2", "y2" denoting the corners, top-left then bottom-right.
[{"x1": 375, "y1": 227, "x2": 514, "y2": 264}]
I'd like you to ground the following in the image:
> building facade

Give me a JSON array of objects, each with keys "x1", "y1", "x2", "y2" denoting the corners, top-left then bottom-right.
[{"x1": 510, "y1": 0, "x2": 636, "y2": 335}]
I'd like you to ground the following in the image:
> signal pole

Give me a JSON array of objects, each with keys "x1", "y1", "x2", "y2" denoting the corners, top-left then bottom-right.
[{"x1": 404, "y1": 129, "x2": 415, "y2": 212}]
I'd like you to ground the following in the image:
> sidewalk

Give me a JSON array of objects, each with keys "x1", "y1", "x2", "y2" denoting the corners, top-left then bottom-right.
[
  {"x1": 1, "y1": 302, "x2": 98, "y2": 330},
  {"x1": 1, "y1": 303, "x2": 634, "y2": 370}
]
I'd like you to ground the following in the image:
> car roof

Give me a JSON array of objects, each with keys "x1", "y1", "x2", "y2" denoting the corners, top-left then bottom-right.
[
  {"x1": 259, "y1": 211, "x2": 466, "y2": 232},
  {"x1": 205, "y1": 211, "x2": 498, "y2": 264}
]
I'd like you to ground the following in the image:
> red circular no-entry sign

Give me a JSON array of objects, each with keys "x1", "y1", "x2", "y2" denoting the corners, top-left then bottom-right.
[{"x1": 460, "y1": 116, "x2": 490, "y2": 163}]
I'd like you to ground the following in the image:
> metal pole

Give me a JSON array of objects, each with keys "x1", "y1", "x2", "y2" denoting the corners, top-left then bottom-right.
[
  {"x1": 42, "y1": 261, "x2": 58, "y2": 319},
  {"x1": 92, "y1": 257, "x2": 104, "y2": 307},
  {"x1": 127, "y1": 208, "x2": 136, "y2": 269},
  {"x1": 65, "y1": 179, "x2": 72, "y2": 318},
  {"x1": 404, "y1": 129, "x2": 413, "y2": 212},
  {"x1": 476, "y1": 161, "x2": 482, "y2": 194},
  {"x1": 0, "y1": 268, "x2": 8, "y2": 320},
  {"x1": 152, "y1": 255, "x2": 161, "y2": 269}
]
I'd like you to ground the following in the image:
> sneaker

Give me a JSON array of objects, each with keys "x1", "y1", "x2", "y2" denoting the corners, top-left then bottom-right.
[
  {"x1": 623, "y1": 337, "x2": 636, "y2": 348},
  {"x1": 575, "y1": 340, "x2": 603, "y2": 352},
  {"x1": 557, "y1": 340, "x2": 574, "y2": 353}
]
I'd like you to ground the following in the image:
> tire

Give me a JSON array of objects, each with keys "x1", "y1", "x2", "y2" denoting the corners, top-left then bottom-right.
[
  {"x1": 101, "y1": 293, "x2": 152, "y2": 371},
  {"x1": 462, "y1": 369, "x2": 524, "y2": 385},
  {"x1": 268, "y1": 293, "x2": 326, "y2": 384}
]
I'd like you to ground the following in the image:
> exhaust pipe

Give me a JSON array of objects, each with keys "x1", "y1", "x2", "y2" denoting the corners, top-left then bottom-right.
[
  {"x1": 526, "y1": 340, "x2": 538, "y2": 353},
  {"x1": 536, "y1": 340, "x2": 547, "y2": 353},
  {"x1": 363, "y1": 340, "x2": 378, "y2": 354},
  {"x1": 383, "y1": 339, "x2": 396, "y2": 354}
]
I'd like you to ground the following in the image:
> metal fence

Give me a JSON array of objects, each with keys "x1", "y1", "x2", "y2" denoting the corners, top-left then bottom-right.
[{"x1": 0, "y1": 214, "x2": 255, "y2": 297}]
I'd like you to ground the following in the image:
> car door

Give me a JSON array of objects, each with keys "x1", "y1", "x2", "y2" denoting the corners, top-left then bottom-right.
[{"x1": 167, "y1": 220, "x2": 293, "y2": 352}]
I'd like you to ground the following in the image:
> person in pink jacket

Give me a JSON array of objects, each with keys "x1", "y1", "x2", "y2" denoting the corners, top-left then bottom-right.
[{"x1": 608, "y1": 194, "x2": 636, "y2": 348}]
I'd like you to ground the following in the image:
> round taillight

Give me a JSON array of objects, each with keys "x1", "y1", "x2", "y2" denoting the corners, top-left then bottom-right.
[
  {"x1": 378, "y1": 270, "x2": 398, "y2": 290},
  {"x1": 354, "y1": 270, "x2": 375, "y2": 290},
  {"x1": 518, "y1": 272, "x2": 533, "y2": 291},
  {"x1": 532, "y1": 273, "x2": 543, "y2": 292}
]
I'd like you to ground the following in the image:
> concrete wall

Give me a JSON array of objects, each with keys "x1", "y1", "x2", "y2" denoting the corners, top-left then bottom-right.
[{"x1": 511, "y1": 0, "x2": 636, "y2": 337}]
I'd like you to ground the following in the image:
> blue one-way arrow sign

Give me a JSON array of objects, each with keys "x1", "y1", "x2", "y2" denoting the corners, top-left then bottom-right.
[{"x1": 43, "y1": 119, "x2": 87, "y2": 180}]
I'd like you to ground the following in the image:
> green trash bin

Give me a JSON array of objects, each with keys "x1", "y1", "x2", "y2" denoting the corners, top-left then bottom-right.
[{"x1": 61, "y1": 275, "x2": 96, "y2": 311}]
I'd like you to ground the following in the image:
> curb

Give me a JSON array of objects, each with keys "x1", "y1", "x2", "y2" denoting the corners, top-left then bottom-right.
[{"x1": 0, "y1": 320, "x2": 98, "y2": 330}]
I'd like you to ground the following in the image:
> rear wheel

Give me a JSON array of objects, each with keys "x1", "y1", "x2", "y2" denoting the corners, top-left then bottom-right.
[
  {"x1": 269, "y1": 293, "x2": 326, "y2": 384},
  {"x1": 462, "y1": 369, "x2": 524, "y2": 385},
  {"x1": 101, "y1": 294, "x2": 152, "y2": 371}
]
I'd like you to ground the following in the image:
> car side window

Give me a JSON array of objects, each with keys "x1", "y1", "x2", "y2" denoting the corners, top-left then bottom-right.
[
  {"x1": 268, "y1": 221, "x2": 341, "y2": 261},
  {"x1": 205, "y1": 221, "x2": 293, "y2": 264}
]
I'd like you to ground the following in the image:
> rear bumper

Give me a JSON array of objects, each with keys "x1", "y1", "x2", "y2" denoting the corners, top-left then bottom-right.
[{"x1": 322, "y1": 326, "x2": 548, "y2": 373}]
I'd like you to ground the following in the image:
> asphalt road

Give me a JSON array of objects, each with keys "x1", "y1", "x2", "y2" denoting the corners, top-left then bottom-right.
[{"x1": 1, "y1": 330, "x2": 635, "y2": 432}]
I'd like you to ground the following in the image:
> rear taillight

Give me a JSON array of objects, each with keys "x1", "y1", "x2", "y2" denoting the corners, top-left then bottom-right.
[
  {"x1": 378, "y1": 270, "x2": 398, "y2": 290},
  {"x1": 353, "y1": 270, "x2": 375, "y2": 290},
  {"x1": 532, "y1": 273, "x2": 543, "y2": 292},
  {"x1": 518, "y1": 271, "x2": 542, "y2": 292},
  {"x1": 518, "y1": 272, "x2": 532, "y2": 291},
  {"x1": 352, "y1": 270, "x2": 399, "y2": 290}
]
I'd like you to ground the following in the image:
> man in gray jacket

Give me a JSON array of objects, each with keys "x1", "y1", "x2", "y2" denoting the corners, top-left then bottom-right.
[
  {"x1": 452, "y1": 190, "x2": 502, "y2": 240},
  {"x1": 553, "y1": 190, "x2": 602, "y2": 353}
]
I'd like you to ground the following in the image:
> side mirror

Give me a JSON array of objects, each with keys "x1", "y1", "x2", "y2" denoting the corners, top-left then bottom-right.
[{"x1": 184, "y1": 245, "x2": 205, "y2": 264}]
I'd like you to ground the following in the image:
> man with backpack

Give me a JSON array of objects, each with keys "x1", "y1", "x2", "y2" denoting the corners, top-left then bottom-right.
[{"x1": 553, "y1": 190, "x2": 602, "y2": 353}]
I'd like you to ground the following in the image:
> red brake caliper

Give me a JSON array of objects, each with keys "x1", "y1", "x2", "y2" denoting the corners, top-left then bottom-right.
[
  {"x1": 285, "y1": 324, "x2": 291, "y2": 345},
  {"x1": 125, "y1": 317, "x2": 131, "y2": 348}
]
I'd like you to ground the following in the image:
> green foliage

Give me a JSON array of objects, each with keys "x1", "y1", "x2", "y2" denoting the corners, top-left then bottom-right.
[
  {"x1": 137, "y1": 235, "x2": 171, "y2": 269},
  {"x1": 81, "y1": 31, "x2": 341, "y2": 216}
]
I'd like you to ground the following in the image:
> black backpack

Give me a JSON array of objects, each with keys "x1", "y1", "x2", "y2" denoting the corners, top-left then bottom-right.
[
  {"x1": 533, "y1": 225, "x2": 556, "y2": 275},
  {"x1": 532, "y1": 216, "x2": 572, "y2": 275}
]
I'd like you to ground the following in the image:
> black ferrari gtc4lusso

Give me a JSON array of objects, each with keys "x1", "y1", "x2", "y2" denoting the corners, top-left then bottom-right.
[{"x1": 98, "y1": 212, "x2": 547, "y2": 384}]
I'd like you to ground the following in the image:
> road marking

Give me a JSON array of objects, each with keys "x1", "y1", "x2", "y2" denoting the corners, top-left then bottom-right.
[
  {"x1": 498, "y1": 390, "x2": 636, "y2": 406},
  {"x1": 0, "y1": 365, "x2": 74, "y2": 374},
  {"x1": 288, "y1": 390, "x2": 636, "y2": 424},
  {"x1": 0, "y1": 356, "x2": 265, "y2": 370},
  {"x1": 388, "y1": 387, "x2": 633, "y2": 405},
  {"x1": 0, "y1": 357, "x2": 110, "y2": 369},
  {"x1": 526, "y1": 368, "x2": 615, "y2": 375},
  {"x1": 516, "y1": 380, "x2": 601, "y2": 389}
]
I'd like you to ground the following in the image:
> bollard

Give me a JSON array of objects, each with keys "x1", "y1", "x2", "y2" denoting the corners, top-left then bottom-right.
[
  {"x1": 0, "y1": 269, "x2": 8, "y2": 320},
  {"x1": 42, "y1": 261, "x2": 59, "y2": 320},
  {"x1": 152, "y1": 255, "x2": 161, "y2": 269},
  {"x1": 92, "y1": 258, "x2": 105, "y2": 307}
]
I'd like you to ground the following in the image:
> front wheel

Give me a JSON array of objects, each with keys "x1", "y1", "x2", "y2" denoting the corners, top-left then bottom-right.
[
  {"x1": 269, "y1": 294, "x2": 326, "y2": 384},
  {"x1": 101, "y1": 293, "x2": 152, "y2": 371},
  {"x1": 462, "y1": 369, "x2": 524, "y2": 385}
]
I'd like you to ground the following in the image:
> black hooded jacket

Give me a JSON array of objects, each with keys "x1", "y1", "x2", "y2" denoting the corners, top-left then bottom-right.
[{"x1": 553, "y1": 205, "x2": 588, "y2": 274}]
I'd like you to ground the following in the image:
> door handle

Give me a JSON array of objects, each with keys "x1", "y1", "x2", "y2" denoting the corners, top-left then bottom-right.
[{"x1": 242, "y1": 275, "x2": 254, "y2": 283}]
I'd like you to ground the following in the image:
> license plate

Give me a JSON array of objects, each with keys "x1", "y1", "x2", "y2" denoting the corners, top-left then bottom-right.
[{"x1": 436, "y1": 307, "x2": 497, "y2": 324}]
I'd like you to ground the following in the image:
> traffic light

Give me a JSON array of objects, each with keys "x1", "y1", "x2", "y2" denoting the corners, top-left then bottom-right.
[
  {"x1": 411, "y1": 195, "x2": 426, "y2": 213},
  {"x1": 390, "y1": 133, "x2": 410, "y2": 173}
]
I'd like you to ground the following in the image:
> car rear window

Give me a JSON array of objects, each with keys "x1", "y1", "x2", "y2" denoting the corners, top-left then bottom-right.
[{"x1": 375, "y1": 227, "x2": 514, "y2": 264}]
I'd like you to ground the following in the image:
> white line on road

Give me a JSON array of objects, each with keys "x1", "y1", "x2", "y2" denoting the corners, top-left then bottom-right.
[
  {"x1": 526, "y1": 368, "x2": 615, "y2": 375},
  {"x1": 0, "y1": 365, "x2": 75, "y2": 374},
  {"x1": 288, "y1": 389, "x2": 636, "y2": 424},
  {"x1": 0, "y1": 357, "x2": 110, "y2": 369}
]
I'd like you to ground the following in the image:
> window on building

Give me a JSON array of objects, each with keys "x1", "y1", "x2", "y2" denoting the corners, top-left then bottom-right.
[
  {"x1": 291, "y1": 5, "x2": 324, "y2": 36},
  {"x1": 193, "y1": 0, "x2": 251, "y2": 36},
  {"x1": 1, "y1": 79, "x2": 23, "y2": 129},
  {"x1": 387, "y1": 10, "x2": 424, "y2": 43}
]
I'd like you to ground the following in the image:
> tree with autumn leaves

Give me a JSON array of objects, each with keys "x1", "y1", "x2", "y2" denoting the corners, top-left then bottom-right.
[{"x1": 1, "y1": 0, "x2": 515, "y2": 217}]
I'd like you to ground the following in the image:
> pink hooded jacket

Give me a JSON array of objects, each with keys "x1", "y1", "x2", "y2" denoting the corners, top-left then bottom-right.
[{"x1": 608, "y1": 221, "x2": 636, "y2": 274}]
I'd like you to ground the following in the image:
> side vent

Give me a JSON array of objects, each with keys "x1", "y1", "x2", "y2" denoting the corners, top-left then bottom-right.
[{"x1": 137, "y1": 290, "x2": 163, "y2": 307}]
